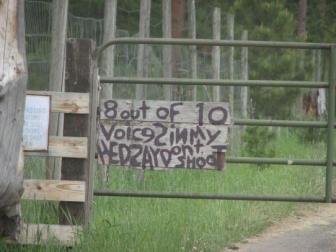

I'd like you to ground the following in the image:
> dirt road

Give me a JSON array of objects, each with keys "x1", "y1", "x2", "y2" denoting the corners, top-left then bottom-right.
[{"x1": 225, "y1": 204, "x2": 336, "y2": 252}]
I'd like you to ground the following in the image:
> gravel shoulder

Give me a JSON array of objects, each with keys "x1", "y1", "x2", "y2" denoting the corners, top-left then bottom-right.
[{"x1": 224, "y1": 204, "x2": 336, "y2": 252}]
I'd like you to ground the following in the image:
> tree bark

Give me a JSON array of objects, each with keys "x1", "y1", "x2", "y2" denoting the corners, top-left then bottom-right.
[{"x1": 0, "y1": 0, "x2": 27, "y2": 240}]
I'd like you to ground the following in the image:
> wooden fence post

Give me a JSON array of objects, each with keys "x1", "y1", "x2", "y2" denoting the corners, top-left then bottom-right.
[
  {"x1": 101, "y1": 0, "x2": 117, "y2": 99},
  {"x1": 211, "y1": 7, "x2": 224, "y2": 170},
  {"x1": 227, "y1": 14, "x2": 234, "y2": 116},
  {"x1": 47, "y1": 0, "x2": 69, "y2": 180},
  {"x1": 188, "y1": 0, "x2": 197, "y2": 101},
  {"x1": 136, "y1": 0, "x2": 151, "y2": 100},
  {"x1": 241, "y1": 30, "x2": 248, "y2": 119},
  {"x1": 226, "y1": 14, "x2": 238, "y2": 155},
  {"x1": 59, "y1": 39, "x2": 98, "y2": 226},
  {"x1": 99, "y1": 0, "x2": 117, "y2": 187},
  {"x1": 172, "y1": 0, "x2": 186, "y2": 100},
  {"x1": 212, "y1": 7, "x2": 221, "y2": 101},
  {"x1": 162, "y1": 0, "x2": 172, "y2": 100},
  {"x1": 136, "y1": 0, "x2": 151, "y2": 182}
]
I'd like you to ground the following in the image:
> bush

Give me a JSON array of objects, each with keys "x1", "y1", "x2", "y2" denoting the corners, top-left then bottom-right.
[{"x1": 242, "y1": 127, "x2": 276, "y2": 167}]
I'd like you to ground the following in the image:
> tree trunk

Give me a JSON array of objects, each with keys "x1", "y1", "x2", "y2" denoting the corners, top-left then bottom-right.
[
  {"x1": 316, "y1": 50, "x2": 326, "y2": 116},
  {"x1": 297, "y1": 0, "x2": 307, "y2": 38},
  {"x1": 297, "y1": 0, "x2": 317, "y2": 118},
  {"x1": 317, "y1": 0, "x2": 327, "y2": 117},
  {"x1": 0, "y1": 0, "x2": 27, "y2": 240}
]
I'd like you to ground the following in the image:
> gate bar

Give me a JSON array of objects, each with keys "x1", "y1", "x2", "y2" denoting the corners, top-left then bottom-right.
[
  {"x1": 233, "y1": 119, "x2": 328, "y2": 128},
  {"x1": 325, "y1": 46, "x2": 336, "y2": 203},
  {"x1": 93, "y1": 190, "x2": 326, "y2": 203},
  {"x1": 100, "y1": 77, "x2": 328, "y2": 88},
  {"x1": 227, "y1": 157, "x2": 325, "y2": 166},
  {"x1": 96, "y1": 38, "x2": 332, "y2": 58}
]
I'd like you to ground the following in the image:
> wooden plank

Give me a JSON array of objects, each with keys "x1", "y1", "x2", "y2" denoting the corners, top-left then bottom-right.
[
  {"x1": 24, "y1": 136, "x2": 88, "y2": 158},
  {"x1": 26, "y1": 90, "x2": 90, "y2": 114},
  {"x1": 18, "y1": 224, "x2": 81, "y2": 246},
  {"x1": 100, "y1": 99, "x2": 231, "y2": 125},
  {"x1": 98, "y1": 121, "x2": 229, "y2": 169},
  {"x1": 99, "y1": 121, "x2": 228, "y2": 147},
  {"x1": 23, "y1": 180, "x2": 85, "y2": 202},
  {"x1": 100, "y1": 99, "x2": 230, "y2": 170}
]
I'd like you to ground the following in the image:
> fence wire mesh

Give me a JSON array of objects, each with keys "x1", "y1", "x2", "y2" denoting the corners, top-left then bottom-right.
[{"x1": 24, "y1": 0, "x2": 326, "y2": 157}]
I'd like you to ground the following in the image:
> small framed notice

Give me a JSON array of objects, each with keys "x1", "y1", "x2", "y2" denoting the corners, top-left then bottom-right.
[{"x1": 23, "y1": 95, "x2": 51, "y2": 151}]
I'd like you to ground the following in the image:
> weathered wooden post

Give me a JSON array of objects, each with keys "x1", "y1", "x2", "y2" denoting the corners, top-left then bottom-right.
[
  {"x1": 47, "y1": 0, "x2": 69, "y2": 180},
  {"x1": 162, "y1": 0, "x2": 173, "y2": 100},
  {"x1": 241, "y1": 30, "x2": 249, "y2": 119},
  {"x1": 59, "y1": 39, "x2": 98, "y2": 226},
  {"x1": 212, "y1": 7, "x2": 221, "y2": 102},
  {"x1": 227, "y1": 14, "x2": 235, "y2": 113},
  {"x1": 101, "y1": 0, "x2": 117, "y2": 99},
  {"x1": 136, "y1": 0, "x2": 151, "y2": 100},
  {"x1": 99, "y1": 0, "x2": 118, "y2": 187},
  {"x1": 0, "y1": 0, "x2": 27, "y2": 240},
  {"x1": 211, "y1": 7, "x2": 225, "y2": 170},
  {"x1": 188, "y1": 0, "x2": 197, "y2": 101}
]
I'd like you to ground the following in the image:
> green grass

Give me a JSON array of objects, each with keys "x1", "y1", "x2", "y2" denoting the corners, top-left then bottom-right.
[{"x1": 1, "y1": 133, "x2": 327, "y2": 251}]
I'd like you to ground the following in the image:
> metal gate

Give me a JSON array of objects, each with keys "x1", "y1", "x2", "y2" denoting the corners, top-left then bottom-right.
[{"x1": 93, "y1": 38, "x2": 336, "y2": 203}]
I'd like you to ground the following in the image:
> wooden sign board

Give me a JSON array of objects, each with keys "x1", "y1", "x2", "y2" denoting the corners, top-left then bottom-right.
[
  {"x1": 98, "y1": 99, "x2": 231, "y2": 170},
  {"x1": 23, "y1": 95, "x2": 51, "y2": 151}
]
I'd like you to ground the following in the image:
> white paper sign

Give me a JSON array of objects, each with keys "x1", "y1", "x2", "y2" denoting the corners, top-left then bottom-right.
[{"x1": 23, "y1": 95, "x2": 50, "y2": 151}]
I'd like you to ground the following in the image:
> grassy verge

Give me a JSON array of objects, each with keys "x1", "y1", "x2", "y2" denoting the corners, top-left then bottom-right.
[{"x1": 1, "y1": 133, "x2": 326, "y2": 251}]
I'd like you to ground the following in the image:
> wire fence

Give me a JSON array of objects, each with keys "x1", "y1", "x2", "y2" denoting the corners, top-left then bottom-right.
[
  {"x1": 24, "y1": 0, "x2": 324, "y2": 157},
  {"x1": 24, "y1": 0, "x2": 243, "y2": 114}
]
